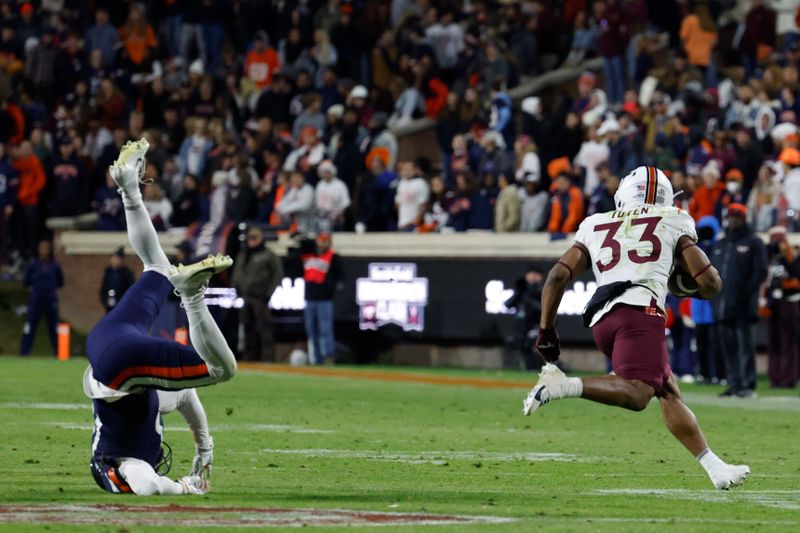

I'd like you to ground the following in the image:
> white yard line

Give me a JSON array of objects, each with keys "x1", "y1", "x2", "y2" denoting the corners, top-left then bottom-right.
[
  {"x1": 681, "y1": 393, "x2": 800, "y2": 412},
  {"x1": 0, "y1": 402, "x2": 89, "y2": 410},
  {"x1": 43, "y1": 422, "x2": 335, "y2": 434},
  {"x1": 586, "y1": 517, "x2": 800, "y2": 526},
  {"x1": 592, "y1": 489, "x2": 800, "y2": 511},
  {"x1": 261, "y1": 448, "x2": 601, "y2": 463}
]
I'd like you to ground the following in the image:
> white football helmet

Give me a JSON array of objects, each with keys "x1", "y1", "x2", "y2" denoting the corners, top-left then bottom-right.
[{"x1": 614, "y1": 166, "x2": 674, "y2": 209}]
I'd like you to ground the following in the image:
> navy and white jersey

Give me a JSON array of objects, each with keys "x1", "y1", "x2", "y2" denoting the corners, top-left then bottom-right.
[{"x1": 91, "y1": 391, "x2": 163, "y2": 467}]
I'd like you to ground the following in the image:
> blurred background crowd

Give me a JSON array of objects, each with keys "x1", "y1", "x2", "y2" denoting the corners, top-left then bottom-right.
[
  {"x1": 1, "y1": 0, "x2": 800, "y2": 257},
  {"x1": 0, "y1": 0, "x2": 798, "y2": 387}
]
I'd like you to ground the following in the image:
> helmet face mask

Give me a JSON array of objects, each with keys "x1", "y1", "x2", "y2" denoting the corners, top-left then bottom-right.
[{"x1": 614, "y1": 166, "x2": 674, "y2": 210}]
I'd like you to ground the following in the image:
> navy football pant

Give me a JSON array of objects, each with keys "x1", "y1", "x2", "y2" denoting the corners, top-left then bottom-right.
[{"x1": 86, "y1": 271, "x2": 213, "y2": 391}]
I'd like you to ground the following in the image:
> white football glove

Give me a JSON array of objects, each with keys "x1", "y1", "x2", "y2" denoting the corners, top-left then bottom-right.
[
  {"x1": 190, "y1": 437, "x2": 214, "y2": 479},
  {"x1": 179, "y1": 475, "x2": 210, "y2": 495}
]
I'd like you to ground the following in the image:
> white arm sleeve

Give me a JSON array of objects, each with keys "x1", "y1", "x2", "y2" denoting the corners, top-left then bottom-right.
[{"x1": 117, "y1": 458, "x2": 184, "y2": 496}]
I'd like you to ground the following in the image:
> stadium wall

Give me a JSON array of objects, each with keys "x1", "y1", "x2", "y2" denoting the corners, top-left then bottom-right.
[{"x1": 54, "y1": 231, "x2": 784, "y2": 370}]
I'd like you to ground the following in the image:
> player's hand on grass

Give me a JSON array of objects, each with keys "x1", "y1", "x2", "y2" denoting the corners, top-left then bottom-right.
[
  {"x1": 191, "y1": 437, "x2": 213, "y2": 479},
  {"x1": 179, "y1": 475, "x2": 210, "y2": 495},
  {"x1": 536, "y1": 328, "x2": 560, "y2": 363}
]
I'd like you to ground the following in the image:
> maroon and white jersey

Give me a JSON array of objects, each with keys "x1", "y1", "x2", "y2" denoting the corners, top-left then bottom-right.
[{"x1": 574, "y1": 205, "x2": 697, "y2": 326}]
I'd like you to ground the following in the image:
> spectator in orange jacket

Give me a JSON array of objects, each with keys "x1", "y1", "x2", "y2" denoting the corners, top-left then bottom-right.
[
  {"x1": 547, "y1": 172, "x2": 584, "y2": 238},
  {"x1": 679, "y1": 3, "x2": 718, "y2": 70},
  {"x1": 245, "y1": 32, "x2": 281, "y2": 90},
  {"x1": 12, "y1": 141, "x2": 46, "y2": 259},
  {"x1": 689, "y1": 161, "x2": 729, "y2": 222},
  {"x1": 118, "y1": 4, "x2": 157, "y2": 66}
]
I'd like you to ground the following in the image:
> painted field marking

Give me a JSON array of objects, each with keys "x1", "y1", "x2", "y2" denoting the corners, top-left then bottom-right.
[
  {"x1": 261, "y1": 448, "x2": 604, "y2": 464},
  {"x1": 43, "y1": 422, "x2": 336, "y2": 434},
  {"x1": 0, "y1": 504, "x2": 515, "y2": 528},
  {"x1": 681, "y1": 393, "x2": 800, "y2": 412},
  {"x1": 582, "y1": 472, "x2": 799, "y2": 478},
  {"x1": 0, "y1": 402, "x2": 89, "y2": 410},
  {"x1": 592, "y1": 489, "x2": 800, "y2": 511},
  {"x1": 586, "y1": 517, "x2": 800, "y2": 526}
]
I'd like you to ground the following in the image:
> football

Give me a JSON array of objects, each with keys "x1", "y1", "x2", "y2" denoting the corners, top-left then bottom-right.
[{"x1": 668, "y1": 266, "x2": 699, "y2": 297}]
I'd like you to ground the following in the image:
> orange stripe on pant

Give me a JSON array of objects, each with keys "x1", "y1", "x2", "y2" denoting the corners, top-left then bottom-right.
[
  {"x1": 107, "y1": 467, "x2": 132, "y2": 493},
  {"x1": 108, "y1": 363, "x2": 210, "y2": 390}
]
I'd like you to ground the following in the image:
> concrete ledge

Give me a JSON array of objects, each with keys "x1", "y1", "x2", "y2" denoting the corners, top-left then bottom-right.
[
  {"x1": 56, "y1": 230, "x2": 575, "y2": 259},
  {"x1": 56, "y1": 229, "x2": 800, "y2": 260},
  {"x1": 58, "y1": 229, "x2": 189, "y2": 256}
]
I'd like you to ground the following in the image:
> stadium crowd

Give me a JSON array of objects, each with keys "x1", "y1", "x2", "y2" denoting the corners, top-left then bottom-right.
[
  {"x1": 0, "y1": 1, "x2": 799, "y2": 245},
  {"x1": 1, "y1": 2, "x2": 800, "y2": 380}
]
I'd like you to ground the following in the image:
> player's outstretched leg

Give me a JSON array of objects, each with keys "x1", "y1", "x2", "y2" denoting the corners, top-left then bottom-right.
[
  {"x1": 523, "y1": 365, "x2": 654, "y2": 416},
  {"x1": 169, "y1": 255, "x2": 237, "y2": 383},
  {"x1": 524, "y1": 366, "x2": 750, "y2": 490},
  {"x1": 90, "y1": 138, "x2": 174, "y2": 336},
  {"x1": 658, "y1": 375, "x2": 749, "y2": 490},
  {"x1": 110, "y1": 138, "x2": 171, "y2": 277}
]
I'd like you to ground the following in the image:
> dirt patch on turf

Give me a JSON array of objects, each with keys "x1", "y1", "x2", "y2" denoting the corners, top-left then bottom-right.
[
  {"x1": 0, "y1": 504, "x2": 514, "y2": 527},
  {"x1": 241, "y1": 363, "x2": 533, "y2": 390}
]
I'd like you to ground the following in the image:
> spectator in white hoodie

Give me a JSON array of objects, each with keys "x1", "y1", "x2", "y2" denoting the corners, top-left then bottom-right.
[
  {"x1": 275, "y1": 171, "x2": 315, "y2": 232},
  {"x1": 395, "y1": 160, "x2": 430, "y2": 231},
  {"x1": 283, "y1": 126, "x2": 327, "y2": 174},
  {"x1": 315, "y1": 159, "x2": 351, "y2": 229},
  {"x1": 574, "y1": 124, "x2": 610, "y2": 195}
]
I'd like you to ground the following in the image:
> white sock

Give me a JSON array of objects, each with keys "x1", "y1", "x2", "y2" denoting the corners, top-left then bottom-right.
[
  {"x1": 120, "y1": 186, "x2": 143, "y2": 209},
  {"x1": 697, "y1": 448, "x2": 726, "y2": 474},
  {"x1": 123, "y1": 193, "x2": 171, "y2": 276},
  {"x1": 182, "y1": 292, "x2": 237, "y2": 382},
  {"x1": 566, "y1": 377, "x2": 583, "y2": 398}
]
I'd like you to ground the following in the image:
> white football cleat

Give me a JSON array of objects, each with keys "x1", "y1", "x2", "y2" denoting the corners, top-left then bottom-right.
[
  {"x1": 109, "y1": 137, "x2": 151, "y2": 195},
  {"x1": 523, "y1": 363, "x2": 569, "y2": 416},
  {"x1": 708, "y1": 463, "x2": 750, "y2": 490},
  {"x1": 169, "y1": 254, "x2": 233, "y2": 296}
]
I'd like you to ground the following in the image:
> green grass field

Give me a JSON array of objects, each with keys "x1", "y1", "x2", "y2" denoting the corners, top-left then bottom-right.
[{"x1": 0, "y1": 357, "x2": 798, "y2": 532}]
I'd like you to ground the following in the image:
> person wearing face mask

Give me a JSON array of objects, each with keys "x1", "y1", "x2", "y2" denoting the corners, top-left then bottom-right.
[
  {"x1": 724, "y1": 168, "x2": 746, "y2": 204},
  {"x1": 709, "y1": 204, "x2": 768, "y2": 398},
  {"x1": 763, "y1": 225, "x2": 800, "y2": 389}
]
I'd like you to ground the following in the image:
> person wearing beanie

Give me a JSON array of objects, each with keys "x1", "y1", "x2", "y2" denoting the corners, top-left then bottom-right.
[
  {"x1": 99, "y1": 247, "x2": 135, "y2": 314},
  {"x1": 689, "y1": 160, "x2": 729, "y2": 222},
  {"x1": 301, "y1": 232, "x2": 342, "y2": 365},
  {"x1": 314, "y1": 160, "x2": 350, "y2": 230},
  {"x1": 547, "y1": 172, "x2": 584, "y2": 238},
  {"x1": 709, "y1": 203, "x2": 767, "y2": 398},
  {"x1": 233, "y1": 226, "x2": 283, "y2": 362}
]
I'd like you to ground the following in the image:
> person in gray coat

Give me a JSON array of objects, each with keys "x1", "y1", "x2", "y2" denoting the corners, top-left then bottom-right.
[{"x1": 233, "y1": 227, "x2": 284, "y2": 362}]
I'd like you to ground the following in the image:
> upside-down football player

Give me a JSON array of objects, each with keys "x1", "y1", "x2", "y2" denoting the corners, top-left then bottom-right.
[
  {"x1": 82, "y1": 138, "x2": 237, "y2": 495},
  {"x1": 523, "y1": 166, "x2": 749, "y2": 490}
]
